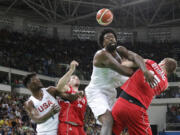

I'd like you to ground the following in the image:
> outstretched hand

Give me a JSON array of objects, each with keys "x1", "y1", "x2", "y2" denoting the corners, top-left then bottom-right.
[
  {"x1": 144, "y1": 70, "x2": 158, "y2": 88},
  {"x1": 51, "y1": 104, "x2": 60, "y2": 114},
  {"x1": 69, "y1": 60, "x2": 79, "y2": 72},
  {"x1": 77, "y1": 91, "x2": 85, "y2": 98}
]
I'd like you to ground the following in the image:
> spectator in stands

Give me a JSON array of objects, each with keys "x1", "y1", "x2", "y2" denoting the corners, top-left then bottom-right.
[
  {"x1": 0, "y1": 91, "x2": 36, "y2": 134},
  {"x1": 0, "y1": 29, "x2": 99, "y2": 80}
]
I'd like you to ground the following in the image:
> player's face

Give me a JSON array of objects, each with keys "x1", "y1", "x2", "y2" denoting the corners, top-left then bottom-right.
[
  {"x1": 103, "y1": 33, "x2": 117, "y2": 52},
  {"x1": 69, "y1": 75, "x2": 80, "y2": 88},
  {"x1": 29, "y1": 76, "x2": 43, "y2": 90}
]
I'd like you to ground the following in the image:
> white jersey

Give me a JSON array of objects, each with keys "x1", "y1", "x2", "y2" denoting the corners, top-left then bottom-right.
[
  {"x1": 85, "y1": 66, "x2": 129, "y2": 121},
  {"x1": 29, "y1": 88, "x2": 59, "y2": 134},
  {"x1": 86, "y1": 66, "x2": 129, "y2": 94}
]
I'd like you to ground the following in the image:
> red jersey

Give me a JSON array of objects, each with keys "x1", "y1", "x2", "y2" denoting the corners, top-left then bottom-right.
[
  {"x1": 58, "y1": 86, "x2": 87, "y2": 126},
  {"x1": 121, "y1": 59, "x2": 168, "y2": 109}
]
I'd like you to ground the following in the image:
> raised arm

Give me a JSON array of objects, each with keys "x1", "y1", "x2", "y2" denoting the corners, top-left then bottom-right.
[
  {"x1": 47, "y1": 60, "x2": 82, "y2": 101},
  {"x1": 116, "y1": 46, "x2": 147, "y2": 72},
  {"x1": 56, "y1": 60, "x2": 78, "y2": 92},
  {"x1": 121, "y1": 60, "x2": 136, "y2": 68},
  {"x1": 24, "y1": 100, "x2": 59, "y2": 124},
  {"x1": 116, "y1": 46, "x2": 157, "y2": 87},
  {"x1": 47, "y1": 86, "x2": 82, "y2": 102},
  {"x1": 59, "y1": 91, "x2": 84, "y2": 102},
  {"x1": 94, "y1": 50, "x2": 134, "y2": 76}
]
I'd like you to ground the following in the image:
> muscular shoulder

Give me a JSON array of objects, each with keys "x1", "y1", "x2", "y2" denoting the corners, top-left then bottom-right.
[
  {"x1": 46, "y1": 86, "x2": 57, "y2": 97},
  {"x1": 94, "y1": 49, "x2": 108, "y2": 57},
  {"x1": 116, "y1": 46, "x2": 128, "y2": 55},
  {"x1": 47, "y1": 86, "x2": 57, "y2": 91},
  {"x1": 93, "y1": 49, "x2": 110, "y2": 67}
]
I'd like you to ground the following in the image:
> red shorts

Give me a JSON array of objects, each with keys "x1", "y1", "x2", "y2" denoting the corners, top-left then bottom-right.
[
  {"x1": 112, "y1": 98, "x2": 152, "y2": 135},
  {"x1": 58, "y1": 122, "x2": 86, "y2": 135}
]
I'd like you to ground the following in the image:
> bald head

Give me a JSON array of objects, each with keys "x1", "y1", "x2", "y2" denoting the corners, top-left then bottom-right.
[{"x1": 159, "y1": 58, "x2": 177, "y2": 75}]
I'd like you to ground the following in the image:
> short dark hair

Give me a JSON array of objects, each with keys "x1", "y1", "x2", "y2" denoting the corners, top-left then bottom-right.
[
  {"x1": 98, "y1": 28, "x2": 117, "y2": 48},
  {"x1": 23, "y1": 73, "x2": 36, "y2": 88}
]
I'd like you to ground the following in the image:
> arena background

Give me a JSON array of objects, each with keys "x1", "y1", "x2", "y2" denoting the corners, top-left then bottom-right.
[{"x1": 0, "y1": 0, "x2": 180, "y2": 135}]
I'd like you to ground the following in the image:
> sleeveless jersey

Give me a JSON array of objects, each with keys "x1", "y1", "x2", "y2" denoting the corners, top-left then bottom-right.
[
  {"x1": 58, "y1": 86, "x2": 87, "y2": 126},
  {"x1": 121, "y1": 60, "x2": 168, "y2": 109},
  {"x1": 29, "y1": 88, "x2": 59, "y2": 133},
  {"x1": 86, "y1": 66, "x2": 129, "y2": 91}
]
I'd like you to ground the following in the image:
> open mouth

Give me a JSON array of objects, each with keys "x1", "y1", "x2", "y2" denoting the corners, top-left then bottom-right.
[
  {"x1": 74, "y1": 84, "x2": 80, "y2": 87},
  {"x1": 107, "y1": 43, "x2": 117, "y2": 52}
]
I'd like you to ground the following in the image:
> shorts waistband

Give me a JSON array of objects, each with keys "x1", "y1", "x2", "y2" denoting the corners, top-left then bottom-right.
[
  {"x1": 65, "y1": 121, "x2": 79, "y2": 126},
  {"x1": 119, "y1": 91, "x2": 147, "y2": 110}
]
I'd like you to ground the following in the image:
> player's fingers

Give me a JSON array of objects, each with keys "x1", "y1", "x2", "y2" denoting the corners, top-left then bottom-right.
[
  {"x1": 54, "y1": 105, "x2": 60, "y2": 108},
  {"x1": 51, "y1": 104, "x2": 56, "y2": 108},
  {"x1": 149, "y1": 80, "x2": 155, "y2": 87},
  {"x1": 148, "y1": 82, "x2": 152, "y2": 88},
  {"x1": 71, "y1": 61, "x2": 79, "y2": 67},
  {"x1": 57, "y1": 105, "x2": 60, "y2": 109},
  {"x1": 70, "y1": 61, "x2": 76, "y2": 66},
  {"x1": 146, "y1": 78, "x2": 153, "y2": 87},
  {"x1": 73, "y1": 61, "x2": 79, "y2": 66},
  {"x1": 146, "y1": 78, "x2": 151, "y2": 84},
  {"x1": 150, "y1": 77, "x2": 158, "y2": 87},
  {"x1": 76, "y1": 62, "x2": 79, "y2": 66},
  {"x1": 152, "y1": 81, "x2": 158, "y2": 88},
  {"x1": 152, "y1": 80, "x2": 157, "y2": 87},
  {"x1": 52, "y1": 104, "x2": 58, "y2": 109},
  {"x1": 53, "y1": 106, "x2": 60, "y2": 112},
  {"x1": 153, "y1": 79, "x2": 158, "y2": 86},
  {"x1": 149, "y1": 82, "x2": 154, "y2": 88},
  {"x1": 148, "y1": 77, "x2": 156, "y2": 86},
  {"x1": 78, "y1": 91, "x2": 84, "y2": 97},
  {"x1": 55, "y1": 107, "x2": 60, "y2": 112},
  {"x1": 72, "y1": 60, "x2": 78, "y2": 64}
]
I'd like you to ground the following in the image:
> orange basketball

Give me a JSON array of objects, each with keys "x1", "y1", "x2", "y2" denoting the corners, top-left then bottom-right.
[{"x1": 96, "y1": 8, "x2": 113, "y2": 26}]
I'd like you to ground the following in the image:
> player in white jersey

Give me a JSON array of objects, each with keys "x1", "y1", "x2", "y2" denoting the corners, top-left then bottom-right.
[
  {"x1": 85, "y1": 29, "x2": 156, "y2": 135},
  {"x1": 24, "y1": 60, "x2": 82, "y2": 135}
]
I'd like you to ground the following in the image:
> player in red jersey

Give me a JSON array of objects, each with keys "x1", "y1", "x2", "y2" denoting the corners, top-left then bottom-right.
[
  {"x1": 58, "y1": 75, "x2": 87, "y2": 135},
  {"x1": 112, "y1": 58, "x2": 177, "y2": 135}
]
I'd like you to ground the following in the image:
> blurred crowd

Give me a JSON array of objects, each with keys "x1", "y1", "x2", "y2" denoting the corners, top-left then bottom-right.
[
  {"x1": 0, "y1": 29, "x2": 98, "y2": 80},
  {"x1": 1, "y1": 90, "x2": 179, "y2": 135},
  {"x1": 0, "y1": 28, "x2": 179, "y2": 98},
  {"x1": 84, "y1": 107, "x2": 101, "y2": 135},
  {"x1": 167, "y1": 105, "x2": 180, "y2": 123},
  {"x1": 0, "y1": 29, "x2": 179, "y2": 81},
  {"x1": 166, "y1": 105, "x2": 180, "y2": 130},
  {"x1": 0, "y1": 91, "x2": 100, "y2": 135},
  {"x1": 123, "y1": 41, "x2": 175, "y2": 63},
  {"x1": 0, "y1": 91, "x2": 35, "y2": 135},
  {"x1": 155, "y1": 86, "x2": 180, "y2": 98}
]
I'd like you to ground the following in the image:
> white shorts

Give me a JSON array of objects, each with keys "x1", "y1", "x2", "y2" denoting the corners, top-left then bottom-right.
[
  {"x1": 85, "y1": 87, "x2": 117, "y2": 121},
  {"x1": 37, "y1": 129, "x2": 57, "y2": 135}
]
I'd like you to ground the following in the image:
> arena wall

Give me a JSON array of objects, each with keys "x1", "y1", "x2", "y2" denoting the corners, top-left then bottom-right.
[
  {"x1": 148, "y1": 105, "x2": 167, "y2": 133},
  {"x1": 1, "y1": 16, "x2": 180, "y2": 42},
  {"x1": 148, "y1": 98, "x2": 180, "y2": 133}
]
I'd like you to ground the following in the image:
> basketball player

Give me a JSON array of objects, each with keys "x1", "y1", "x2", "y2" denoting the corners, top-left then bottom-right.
[
  {"x1": 85, "y1": 29, "x2": 157, "y2": 135},
  {"x1": 112, "y1": 58, "x2": 177, "y2": 135},
  {"x1": 23, "y1": 60, "x2": 81, "y2": 135},
  {"x1": 58, "y1": 75, "x2": 87, "y2": 135}
]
